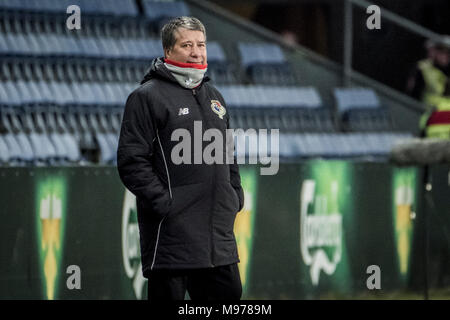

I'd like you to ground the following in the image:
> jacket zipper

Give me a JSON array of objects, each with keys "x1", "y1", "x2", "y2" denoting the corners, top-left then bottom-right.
[
  {"x1": 192, "y1": 88, "x2": 216, "y2": 268},
  {"x1": 150, "y1": 130, "x2": 173, "y2": 270}
]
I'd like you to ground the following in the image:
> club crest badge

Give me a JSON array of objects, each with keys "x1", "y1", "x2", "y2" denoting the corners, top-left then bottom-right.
[{"x1": 211, "y1": 100, "x2": 226, "y2": 119}]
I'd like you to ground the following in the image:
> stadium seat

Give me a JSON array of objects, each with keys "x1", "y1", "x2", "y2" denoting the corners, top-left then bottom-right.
[
  {"x1": 342, "y1": 108, "x2": 394, "y2": 132},
  {"x1": 217, "y1": 85, "x2": 335, "y2": 132},
  {"x1": 334, "y1": 87, "x2": 380, "y2": 113},
  {"x1": 237, "y1": 42, "x2": 296, "y2": 85},
  {"x1": 0, "y1": 32, "x2": 9, "y2": 55},
  {"x1": 143, "y1": 0, "x2": 190, "y2": 31},
  {"x1": 205, "y1": 42, "x2": 237, "y2": 85},
  {"x1": 0, "y1": 134, "x2": 9, "y2": 164},
  {"x1": 13, "y1": 132, "x2": 35, "y2": 163},
  {"x1": 333, "y1": 87, "x2": 397, "y2": 132},
  {"x1": 0, "y1": 103, "x2": 36, "y2": 164},
  {"x1": 0, "y1": 0, "x2": 139, "y2": 16}
]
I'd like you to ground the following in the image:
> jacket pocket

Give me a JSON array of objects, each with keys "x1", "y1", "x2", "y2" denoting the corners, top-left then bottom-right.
[
  {"x1": 231, "y1": 185, "x2": 240, "y2": 213},
  {"x1": 138, "y1": 192, "x2": 171, "y2": 220},
  {"x1": 211, "y1": 182, "x2": 240, "y2": 242},
  {"x1": 167, "y1": 182, "x2": 207, "y2": 217},
  {"x1": 160, "y1": 182, "x2": 211, "y2": 246}
]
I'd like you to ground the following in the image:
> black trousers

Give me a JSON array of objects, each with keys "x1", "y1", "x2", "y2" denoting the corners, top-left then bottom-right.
[{"x1": 147, "y1": 263, "x2": 242, "y2": 301}]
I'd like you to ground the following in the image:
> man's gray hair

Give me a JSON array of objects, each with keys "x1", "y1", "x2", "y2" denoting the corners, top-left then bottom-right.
[{"x1": 161, "y1": 16, "x2": 206, "y2": 51}]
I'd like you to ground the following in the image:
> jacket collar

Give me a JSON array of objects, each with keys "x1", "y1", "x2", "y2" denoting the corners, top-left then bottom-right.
[{"x1": 141, "y1": 57, "x2": 210, "y2": 87}]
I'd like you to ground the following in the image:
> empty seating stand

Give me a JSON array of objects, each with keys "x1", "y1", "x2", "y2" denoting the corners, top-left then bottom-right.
[
  {"x1": 0, "y1": 56, "x2": 140, "y2": 165},
  {"x1": 278, "y1": 132, "x2": 414, "y2": 161},
  {"x1": 0, "y1": 14, "x2": 163, "y2": 60},
  {"x1": 0, "y1": 0, "x2": 138, "y2": 16},
  {"x1": 217, "y1": 85, "x2": 335, "y2": 132},
  {"x1": 206, "y1": 41, "x2": 237, "y2": 85},
  {"x1": 143, "y1": 0, "x2": 190, "y2": 32},
  {"x1": 333, "y1": 87, "x2": 396, "y2": 132},
  {"x1": 0, "y1": 1, "x2": 416, "y2": 165},
  {"x1": 238, "y1": 42, "x2": 296, "y2": 85}
]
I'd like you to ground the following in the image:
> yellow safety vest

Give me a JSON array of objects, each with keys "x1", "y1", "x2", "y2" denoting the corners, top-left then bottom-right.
[{"x1": 418, "y1": 59, "x2": 450, "y2": 139}]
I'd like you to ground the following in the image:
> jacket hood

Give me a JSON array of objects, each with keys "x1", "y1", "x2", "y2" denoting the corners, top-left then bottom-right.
[
  {"x1": 140, "y1": 57, "x2": 210, "y2": 85},
  {"x1": 140, "y1": 57, "x2": 173, "y2": 85}
]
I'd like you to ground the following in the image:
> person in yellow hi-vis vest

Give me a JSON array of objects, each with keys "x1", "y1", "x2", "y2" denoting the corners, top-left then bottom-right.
[{"x1": 407, "y1": 37, "x2": 450, "y2": 139}]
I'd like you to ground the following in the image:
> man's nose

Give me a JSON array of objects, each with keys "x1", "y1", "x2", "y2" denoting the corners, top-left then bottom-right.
[{"x1": 190, "y1": 45, "x2": 200, "y2": 57}]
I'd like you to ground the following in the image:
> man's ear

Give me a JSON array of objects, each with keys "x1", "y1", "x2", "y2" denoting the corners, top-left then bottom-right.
[{"x1": 164, "y1": 48, "x2": 171, "y2": 59}]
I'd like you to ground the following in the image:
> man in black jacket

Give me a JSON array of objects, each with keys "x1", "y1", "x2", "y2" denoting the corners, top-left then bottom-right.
[{"x1": 117, "y1": 16, "x2": 245, "y2": 301}]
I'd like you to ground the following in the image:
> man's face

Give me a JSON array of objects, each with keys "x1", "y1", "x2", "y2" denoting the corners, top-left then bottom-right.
[{"x1": 165, "y1": 28, "x2": 207, "y2": 65}]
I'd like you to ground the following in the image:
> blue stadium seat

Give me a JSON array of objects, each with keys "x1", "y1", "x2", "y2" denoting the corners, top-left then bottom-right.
[
  {"x1": 68, "y1": 82, "x2": 91, "y2": 105},
  {"x1": 114, "y1": 0, "x2": 138, "y2": 16},
  {"x1": 4, "y1": 34, "x2": 19, "y2": 54},
  {"x1": 119, "y1": 38, "x2": 140, "y2": 59},
  {"x1": 65, "y1": 35, "x2": 83, "y2": 57},
  {"x1": 34, "y1": 34, "x2": 50, "y2": 55},
  {"x1": 36, "y1": 81, "x2": 56, "y2": 104},
  {"x1": 333, "y1": 87, "x2": 397, "y2": 132},
  {"x1": 95, "y1": 132, "x2": 114, "y2": 163},
  {"x1": 276, "y1": 132, "x2": 415, "y2": 160},
  {"x1": 51, "y1": 0, "x2": 139, "y2": 16},
  {"x1": 206, "y1": 43, "x2": 236, "y2": 85},
  {"x1": 39, "y1": 0, "x2": 123, "y2": 15},
  {"x1": 0, "y1": 135, "x2": 9, "y2": 164},
  {"x1": 343, "y1": 108, "x2": 394, "y2": 132},
  {"x1": 89, "y1": 82, "x2": 108, "y2": 105},
  {"x1": 59, "y1": 132, "x2": 81, "y2": 162},
  {"x1": 3, "y1": 81, "x2": 21, "y2": 105},
  {"x1": 222, "y1": 85, "x2": 317, "y2": 109},
  {"x1": 333, "y1": 87, "x2": 380, "y2": 113},
  {"x1": 0, "y1": 104, "x2": 36, "y2": 164},
  {"x1": 48, "y1": 131, "x2": 68, "y2": 161},
  {"x1": 106, "y1": 132, "x2": 119, "y2": 160},
  {"x1": 28, "y1": 104, "x2": 78, "y2": 164},
  {"x1": 143, "y1": 0, "x2": 190, "y2": 21},
  {"x1": 12, "y1": 132, "x2": 35, "y2": 163},
  {"x1": 0, "y1": 82, "x2": 9, "y2": 104},
  {"x1": 49, "y1": 81, "x2": 75, "y2": 105},
  {"x1": 26, "y1": 33, "x2": 42, "y2": 55},
  {"x1": 0, "y1": 0, "x2": 27, "y2": 10},
  {"x1": 217, "y1": 85, "x2": 333, "y2": 131},
  {"x1": 28, "y1": 131, "x2": 56, "y2": 164},
  {"x1": 2, "y1": 133, "x2": 20, "y2": 163},
  {"x1": 102, "y1": 83, "x2": 118, "y2": 105},
  {"x1": 15, "y1": 80, "x2": 35, "y2": 105},
  {"x1": 279, "y1": 134, "x2": 296, "y2": 159},
  {"x1": 237, "y1": 42, "x2": 296, "y2": 85},
  {"x1": 0, "y1": 32, "x2": 8, "y2": 55},
  {"x1": 207, "y1": 42, "x2": 227, "y2": 63}
]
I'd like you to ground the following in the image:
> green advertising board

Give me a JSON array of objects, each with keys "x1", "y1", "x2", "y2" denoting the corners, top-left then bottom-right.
[
  {"x1": 35, "y1": 174, "x2": 67, "y2": 300},
  {"x1": 234, "y1": 167, "x2": 258, "y2": 297},
  {"x1": 0, "y1": 163, "x2": 448, "y2": 299},
  {"x1": 392, "y1": 167, "x2": 418, "y2": 284},
  {"x1": 298, "y1": 161, "x2": 353, "y2": 296}
]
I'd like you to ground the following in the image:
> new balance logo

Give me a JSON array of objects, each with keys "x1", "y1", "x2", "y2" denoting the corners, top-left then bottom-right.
[{"x1": 178, "y1": 107, "x2": 189, "y2": 116}]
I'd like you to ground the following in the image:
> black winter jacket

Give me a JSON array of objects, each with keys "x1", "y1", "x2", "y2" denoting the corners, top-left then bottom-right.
[{"x1": 117, "y1": 58, "x2": 244, "y2": 276}]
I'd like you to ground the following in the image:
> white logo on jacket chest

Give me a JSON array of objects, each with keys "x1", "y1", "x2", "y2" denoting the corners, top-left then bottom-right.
[
  {"x1": 178, "y1": 107, "x2": 189, "y2": 116},
  {"x1": 211, "y1": 100, "x2": 226, "y2": 119}
]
